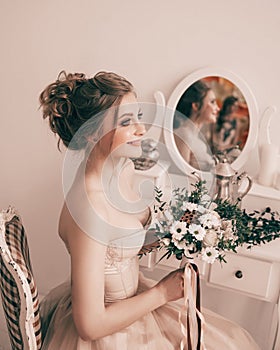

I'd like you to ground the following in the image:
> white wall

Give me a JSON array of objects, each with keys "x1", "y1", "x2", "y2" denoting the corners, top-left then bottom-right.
[{"x1": 0, "y1": 0, "x2": 279, "y2": 304}]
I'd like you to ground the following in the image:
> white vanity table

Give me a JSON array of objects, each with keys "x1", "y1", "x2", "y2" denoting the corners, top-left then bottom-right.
[
  {"x1": 136, "y1": 66, "x2": 280, "y2": 350},
  {"x1": 140, "y1": 181, "x2": 280, "y2": 350}
]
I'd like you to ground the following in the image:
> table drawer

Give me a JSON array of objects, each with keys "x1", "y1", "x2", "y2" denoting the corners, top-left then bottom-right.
[{"x1": 208, "y1": 253, "x2": 273, "y2": 299}]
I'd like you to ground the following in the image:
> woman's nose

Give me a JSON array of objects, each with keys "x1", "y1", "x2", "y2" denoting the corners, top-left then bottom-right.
[{"x1": 135, "y1": 121, "x2": 146, "y2": 136}]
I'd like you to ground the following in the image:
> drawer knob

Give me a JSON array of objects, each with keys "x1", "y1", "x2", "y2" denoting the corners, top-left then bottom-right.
[{"x1": 235, "y1": 270, "x2": 243, "y2": 279}]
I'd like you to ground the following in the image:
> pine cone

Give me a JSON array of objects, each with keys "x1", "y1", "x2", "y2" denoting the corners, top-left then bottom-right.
[{"x1": 180, "y1": 210, "x2": 195, "y2": 225}]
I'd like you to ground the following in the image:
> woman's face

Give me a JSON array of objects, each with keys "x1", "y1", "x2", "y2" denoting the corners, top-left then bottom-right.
[
  {"x1": 110, "y1": 93, "x2": 146, "y2": 158},
  {"x1": 230, "y1": 101, "x2": 239, "y2": 113},
  {"x1": 198, "y1": 90, "x2": 220, "y2": 124}
]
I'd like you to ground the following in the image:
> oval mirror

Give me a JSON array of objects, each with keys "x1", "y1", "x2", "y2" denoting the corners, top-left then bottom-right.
[{"x1": 164, "y1": 67, "x2": 259, "y2": 176}]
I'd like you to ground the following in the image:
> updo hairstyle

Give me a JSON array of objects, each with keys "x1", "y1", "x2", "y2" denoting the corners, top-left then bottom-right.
[
  {"x1": 39, "y1": 71, "x2": 134, "y2": 150},
  {"x1": 174, "y1": 80, "x2": 210, "y2": 129}
]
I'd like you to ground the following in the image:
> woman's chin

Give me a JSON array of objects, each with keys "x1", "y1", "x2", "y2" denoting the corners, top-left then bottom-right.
[
  {"x1": 208, "y1": 116, "x2": 217, "y2": 124},
  {"x1": 129, "y1": 148, "x2": 142, "y2": 158},
  {"x1": 112, "y1": 145, "x2": 142, "y2": 159}
]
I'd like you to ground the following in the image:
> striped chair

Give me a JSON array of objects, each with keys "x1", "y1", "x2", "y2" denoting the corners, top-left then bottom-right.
[{"x1": 0, "y1": 207, "x2": 42, "y2": 349}]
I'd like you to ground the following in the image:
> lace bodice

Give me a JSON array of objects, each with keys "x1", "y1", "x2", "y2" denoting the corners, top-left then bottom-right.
[{"x1": 104, "y1": 228, "x2": 146, "y2": 303}]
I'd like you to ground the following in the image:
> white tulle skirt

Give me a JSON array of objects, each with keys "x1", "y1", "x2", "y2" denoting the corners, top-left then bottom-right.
[{"x1": 40, "y1": 273, "x2": 260, "y2": 350}]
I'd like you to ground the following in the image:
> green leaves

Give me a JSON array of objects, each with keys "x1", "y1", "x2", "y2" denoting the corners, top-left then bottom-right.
[
  {"x1": 215, "y1": 198, "x2": 280, "y2": 247},
  {"x1": 152, "y1": 179, "x2": 280, "y2": 264},
  {"x1": 188, "y1": 179, "x2": 208, "y2": 204}
]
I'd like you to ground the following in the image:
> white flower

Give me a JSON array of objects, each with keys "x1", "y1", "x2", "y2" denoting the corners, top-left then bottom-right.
[
  {"x1": 203, "y1": 229, "x2": 218, "y2": 247},
  {"x1": 172, "y1": 239, "x2": 186, "y2": 250},
  {"x1": 170, "y1": 221, "x2": 187, "y2": 240},
  {"x1": 201, "y1": 194, "x2": 211, "y2": 202},
  {"x1": 199, "y1": 212, "x2": 221, "y2": 228},
  {"x1": 197, "y1": 205, "x2": 207, "y2": 214},
  {"x1": 222, "y1": 228, "x2": 235, "y2": 240},
  {"x1": 221, "y1": 219, "x2": 232, "y2": 230},
  {"x1": 201, "y1": 247, "x2": 219, "y2": 264},
  {"x1": 182, "y1": 202, "x2": 198, "y2": 212},
  {"x1": 188, "y1": 223, "x2": 206, "y2": 241},
  {"x1": 208, "y1": 202, "x2": 218, "y2": 211},
  {"x1": 161, "y1": 238, "x2": 171, "y2": 246},
  {"x1": 184, "y1": 243, "x2": 196, "y2": 256},
  {"x1": 220, "y1": 220, "x2": 235, "y2": 240}
]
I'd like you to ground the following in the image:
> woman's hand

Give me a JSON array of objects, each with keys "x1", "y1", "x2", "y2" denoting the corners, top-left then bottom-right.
[{"x1": 156, "y1": 268, "x2": 185, "y2": 303}]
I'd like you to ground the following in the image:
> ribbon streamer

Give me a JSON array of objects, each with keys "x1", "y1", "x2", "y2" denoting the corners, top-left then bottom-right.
[{"x1": 179, "y1": 263, "x2": 206, "y2": 350}]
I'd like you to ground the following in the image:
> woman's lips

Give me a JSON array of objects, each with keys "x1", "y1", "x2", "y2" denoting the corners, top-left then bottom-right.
[{"x1": 127, "y1": 140, "x2": 142, "y2": 146}]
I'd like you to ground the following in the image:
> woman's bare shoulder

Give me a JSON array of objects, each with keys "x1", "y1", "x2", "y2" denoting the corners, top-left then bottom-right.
[{"x1": 58, "y1": 197, "x2": 110, "y2": 250}]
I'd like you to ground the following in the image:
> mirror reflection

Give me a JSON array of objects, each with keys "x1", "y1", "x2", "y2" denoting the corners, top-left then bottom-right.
[{"x1": 173, "y1": 76, "x2": 250, "y2": 171}]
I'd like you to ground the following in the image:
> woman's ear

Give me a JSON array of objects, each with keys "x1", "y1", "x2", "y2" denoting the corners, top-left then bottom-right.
[{"x1": 192, "y1": 102, "x2": 199, "y2": 112}]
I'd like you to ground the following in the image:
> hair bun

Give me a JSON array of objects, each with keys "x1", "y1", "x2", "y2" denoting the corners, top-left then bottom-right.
[
  {"x1": 92, "y1": 71, "x2": 133, "y2": 95},
  {"x1": 40, "y1": 70, "x2": 134, "y2": 151},
  {"x1": 40, "y1": 71, "x2": 87, "y2": 120}
]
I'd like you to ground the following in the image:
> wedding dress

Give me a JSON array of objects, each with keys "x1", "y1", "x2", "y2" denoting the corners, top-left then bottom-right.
[{"x1": 40, "y1": 227, "x2": 260, "y2": 350}]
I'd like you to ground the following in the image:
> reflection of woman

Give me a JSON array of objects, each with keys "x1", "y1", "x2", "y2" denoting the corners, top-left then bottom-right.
[
  {"x1": 39, "y1": 71, "x2": 259, "y2": 349},
  {"x1": 173, "y1": 80, "x2": 220, "y2": 171},
  {"x1": 214, "y1": 96, "x2": 249, "y2": 157},
  {"x1": 214, "y1": 96, "x2": 240, "y2": 150}
]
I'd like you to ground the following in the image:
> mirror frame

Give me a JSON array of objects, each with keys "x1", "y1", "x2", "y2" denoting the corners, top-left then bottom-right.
[{"x1": 163, "y1": 67, "x2": 259, "y2": 176}]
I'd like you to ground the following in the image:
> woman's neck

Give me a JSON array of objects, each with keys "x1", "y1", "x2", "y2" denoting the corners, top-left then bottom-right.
[
  {"x1": 182, "y1": 115, "x2": 201, "y2": 132},
  {"x1": 83, "y1": 148, "x2": 126, "y2": 192},
  {"x1": 189, "y1": 112, "x2": 202, "y2": 129}
]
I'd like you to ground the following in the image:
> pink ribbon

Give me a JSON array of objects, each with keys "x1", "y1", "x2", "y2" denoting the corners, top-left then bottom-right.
[{"x1": 179, "y1": 263, "x2": 206, "y2": 350}]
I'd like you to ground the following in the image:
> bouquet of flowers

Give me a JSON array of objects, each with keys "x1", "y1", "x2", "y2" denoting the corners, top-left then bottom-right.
[{"x1": 151, "y1": 179, "x2": 280, "y2": 264}]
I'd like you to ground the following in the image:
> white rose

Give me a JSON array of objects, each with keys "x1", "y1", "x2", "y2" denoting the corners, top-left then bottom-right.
[{"x1": 203, "y1": 229, "x2": 218, "y2": 247}]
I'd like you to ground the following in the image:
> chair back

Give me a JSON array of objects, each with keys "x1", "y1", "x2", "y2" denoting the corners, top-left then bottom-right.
[{"x1": 0, "y1": 207, "x2": 42, "y2": 349}]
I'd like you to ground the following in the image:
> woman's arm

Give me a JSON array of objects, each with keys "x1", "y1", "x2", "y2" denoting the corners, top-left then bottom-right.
[
  {"x1": 68, "y1": 220, "x2": 184, "y2": 342},
  {"x1": 174, "y1": 133, "x2": 191, "y2": 163},
  {"x1": 138, "y1": 228, "x2": 160, "y2": 257}
]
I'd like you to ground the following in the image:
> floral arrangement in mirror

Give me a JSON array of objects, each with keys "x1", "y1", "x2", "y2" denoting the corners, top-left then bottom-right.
[{"x1": 147, "y1": 179, "x2": 280, "y2": 264}]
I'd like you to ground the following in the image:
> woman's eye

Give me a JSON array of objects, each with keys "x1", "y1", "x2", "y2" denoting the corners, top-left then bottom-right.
[
  {"x1": 138, "y1": 112, "x2": 143, "y2": 120},
  {"x1": 121, "y1": 118, "x2": 131, "y2": 127}
]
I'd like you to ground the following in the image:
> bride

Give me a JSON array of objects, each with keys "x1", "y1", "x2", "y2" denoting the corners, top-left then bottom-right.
[{"x1": 39, "y1": 70, "x2": 260, "y2": 349}]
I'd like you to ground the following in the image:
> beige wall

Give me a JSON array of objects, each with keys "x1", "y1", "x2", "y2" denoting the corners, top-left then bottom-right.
[{"x1": 0, "y1": 0, "x2": 279, "y2": 296}]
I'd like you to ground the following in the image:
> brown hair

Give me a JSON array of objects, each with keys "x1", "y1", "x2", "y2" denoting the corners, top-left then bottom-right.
[
  {"x1": 39, "y1": 71, "x2": 134, "y2": 150},
  {"x1": 174, "y1": 80, "x2": 211, "y2": 129}
]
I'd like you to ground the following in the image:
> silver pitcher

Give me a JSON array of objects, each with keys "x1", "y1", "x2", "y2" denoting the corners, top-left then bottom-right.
[{"x1": 213, "y1": 156, "x2": 252, "y2": 205}]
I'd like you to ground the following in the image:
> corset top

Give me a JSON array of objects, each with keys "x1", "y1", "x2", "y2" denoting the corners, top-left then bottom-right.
[{"x1": 104, "y1": 228, "x2": 146, "y2": 303}]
